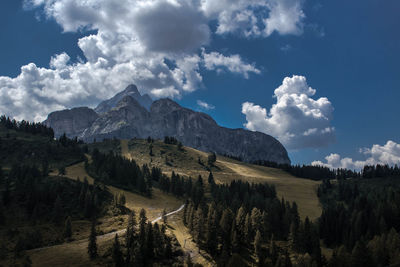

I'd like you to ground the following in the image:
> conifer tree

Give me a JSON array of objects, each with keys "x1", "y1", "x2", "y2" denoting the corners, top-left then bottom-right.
[
  {"x1": 52, "y1": 195, "x2": 63, "y2": 225},
  {"x1": 146, "y1": 222, "x2": 154, "y2": 259},
  {"x1": 153, "y1": 223, "x2": 163, "y2": 257},
  {"x1": 185, "y1": 254, "x2": 194, "y2": 267},
  {"x1": 126, "y1": 210, "x2": 137, "y2": 248},
  {"x1": 58, "y1": 166, "x2": 66, "y2": 176},
  {"x1": 112, "y1": 234, "x2": 124, "y2": 267},
  {"x1": 194, "y1": 208, "x2": 205, "y2": 246},
  {"x1": 351, "y1": 241, "x2": 374, "y2": 267},
  {"x1": 88, "y1": 220, "x2": 98, "y2": 259},
  {"x1": 208, "y1": 172, "x2": 214, "y2": 184},
  {"x1": 84, "y1": 190, "x2": 93, "y2": 218},
  {"x1": 235, "y1": 206, "x2": 246, "y2": 249},
  {"x1": 138, "y1": 208, "x2": 148, "y2": 262},
  {"x1": 162, "y1": 208, "x2": 167, "y2": 224},
  {"x1": 219, "y1": 208, "x2": 233, "y2": 254},
  {"x1": 254, "y1": 230, "x2": 263, "y2": 265},
  {"x1": 205, "y1": 204, "x2": 218, "y2": 255},
  {"x1": 64, "y1": 216, "x2": 72, "y2": 240},
  {"x1": 244, "y1": 213, "x2": 253, "y2": 244},
  {"x1": 183, "y1": 200, "x2": 189, "y2": 225},
  {"x1": 251, "y1": 207, "x2": 263, "y2": 234}
]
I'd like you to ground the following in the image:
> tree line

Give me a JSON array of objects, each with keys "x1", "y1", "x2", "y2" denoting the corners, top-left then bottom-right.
[
  {"x1": 318, "y1": 178, "x2": 400, "y2": 266},
  {"x1": 86, "y1": 149, "x2": 155, "y2": 196},
  {"x1": 0, "y1": 115, "x2": 54, "y2": 137},
  {"x1": 107, "y1": 208, "x2": 180, "y2": 266},
  {"x1": 182, "y1": 178, "x2": 323, "y2": 266},
  {"x1": 0, "y1": 164, "x2": 111, "y2": 255}
]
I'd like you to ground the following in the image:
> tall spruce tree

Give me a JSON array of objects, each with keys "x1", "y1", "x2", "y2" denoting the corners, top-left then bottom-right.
[
  {"x1": 112, "y1": 234, "x2": 124, "y2": 267},
  {"x1": 254, "y1": 230, "x2": 263, "y2": 265},
  {"x1": 88, "y1": 220, "x2": 98, "y2": 259},
  {"x1": 64, "y1": 216, "x2": 72, "y2": 240}
]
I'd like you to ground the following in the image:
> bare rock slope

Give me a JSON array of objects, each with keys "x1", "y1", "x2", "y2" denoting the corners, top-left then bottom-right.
[{"x1": 44, "y1": 85, "x2": 290, "y2": 164}]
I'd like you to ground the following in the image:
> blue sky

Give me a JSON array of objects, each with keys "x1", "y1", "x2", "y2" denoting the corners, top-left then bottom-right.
[{"x1": 1, "y1": 0, "x2": 400, "y2": 167}]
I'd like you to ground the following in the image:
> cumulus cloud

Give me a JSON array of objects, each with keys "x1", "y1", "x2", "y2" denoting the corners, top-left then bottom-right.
[
  {"x1": 242, "y1": 75, "x2": 335, "y2": 149},
  {"x1": 202, "y1": 50, "x2": 260, "y2": 78},
  {"x1": 312, "y1": 141, "x2": 400, "y2": 170},
  {"x1": 0, "y1": 0, "x2": 308, "y2": 121},
  {"x1": 201, "y1": 0, "x2": 305, "y2": 37},
  {"x1": 264, "y1": 0, "x2": 305, "y2": 36},
  {"x1": 197, "y1": 100, "x2": 215, "y2": 110}
]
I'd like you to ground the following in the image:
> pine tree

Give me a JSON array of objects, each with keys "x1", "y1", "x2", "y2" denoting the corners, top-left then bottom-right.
[
  {"x1": 118, "y1": 192, "x2": 126, "y2": 206},
  {"x1": 254, "y1": 230, "x2": 263, "y2": 265},
  {"x1": 146, "y1": 223, "x2": 154, "y2": 259},
  {"x1": 235, "y1": 206, "x2": 246, "y2": 249},
  {"x1": 84, "y1": 190, "x2": 93, "y2": 218},
  {"x1": 0, "y1": 201, "x2": 5, "y2": 225},
  {"x1": 183, "y1": 200, "x2": 189, "y2": 225},
  {"x1": 58, "y1": 166, "x2": 66, "y2": 176},
  {"x1": 220, "y1": 208, "x2": 233, "y2": 254},
  {"x1": 208, "y1": 172, "x2": 214, "y2": 184},
  {"x1": 153, "y1": 223, "x2": 163, "y2": 257},
  {"x1": 52, "y1": 195, "x2": 63, "y2": 225},
  {"x1": 138, "y1": 208, "x2": 147, "y2": 263},
  {"x1": 194, "y1": 208, "x2": 205, "y2": 247},
  {"x1": 244, "y1": 213, "x2": 253, "y2": 244},
  {"x1": 208, "y1": 152, "x2": 216, "y2": 166},
  {"x1": 251, "y1": 207, "x2": 263, "y2": 234},
  {"x1": 88, "y1": 220, "x2": 98, "y2": 259},
  {"x1": 269, "y1": 237, "x2": 278, "y2": 265},
  {"x1": 351, "y1": 241, "x2": 374, "y2": 267},
  {"x1": 126, "y1": 210, "x2": 137, "y2": 248},
  {"x1": 205, "y1": 203, "x2": 218, "y2": 255},
  {"x1": 112, "y1": 234, "x2": 124, "y2": 267},
  {"x1": 185, "y1": 254, "x2": 194, "y2": 267},
  {"x1": 64, "y1": 216, "x2": 72, "y2": 240},
  {"x1": 0, "y1": 165, "x2": 3, "y2": 184},
  {"x1": 162, "y1": 208, "x2": 167, "y2": 224},
  {"x1": 288, "y1": 222, "x2": 298, "y2": 251}
]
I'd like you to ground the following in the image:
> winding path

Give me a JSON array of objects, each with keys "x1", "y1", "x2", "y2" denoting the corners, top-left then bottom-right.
[{"x1": 151, "y1": 204, "x2": 185, "y2": 223}]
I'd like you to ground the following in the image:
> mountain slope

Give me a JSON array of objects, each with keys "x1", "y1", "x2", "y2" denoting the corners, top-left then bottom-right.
[{"x1": 44, "y1": 85, "x2": 291, "y2": 164}]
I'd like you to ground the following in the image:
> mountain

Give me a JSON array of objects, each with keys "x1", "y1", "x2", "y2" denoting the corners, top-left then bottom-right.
[
  {"x1": 44, "y1": 107, "x2": 98, "y2": 138},
  {"x1": 44, "y1": 85, "x2": 290, "y2": 164},
  {"x1": 94, "y1": 84, "x2": 153, "y2": 113}
]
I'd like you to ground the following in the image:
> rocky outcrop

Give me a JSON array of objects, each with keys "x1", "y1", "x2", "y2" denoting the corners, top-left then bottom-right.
[
  {"x1": 44, "y1": 85, "x2": 291, "y2": 164},
  {"x1": 43, "y1": 107, "x2": 98, "y2": 138},
  {"x1": 95, "y1": 84, "x2": 153, "y2": 113}
]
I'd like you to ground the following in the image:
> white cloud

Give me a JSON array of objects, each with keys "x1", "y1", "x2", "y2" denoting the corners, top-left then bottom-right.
[
  {"x1": 0, "y1": 0, "x2": 308, "y2": 121},
  {"x1": 202, "y1": 50, "x2": 260, "y2": 78},
  {"x1": 241, "y1": 75, "x2": 335, "y2": 149},
  {"x1": 197, "y1": 100, "x2": 215, "y2": 110},
  {"x1": 312, "y1": 141, "x2": 400, "y2": 170},
  {"x1": 200, "y1": 0, "x2": 305, "y2": 37},
  {"x1": 264, "y1": 0, "x2": 305, "y2": 36}
]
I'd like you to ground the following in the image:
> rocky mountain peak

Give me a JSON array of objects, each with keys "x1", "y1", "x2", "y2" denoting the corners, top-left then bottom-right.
[
  {"x1": 45, "y1": 85, "x2": 291, "y2": 164},
  {"x1": 124, "y1": 84, "x2": 140, "y2": 94},
  {"x1": 95, "y1": 84, "x2": 153, "y2": 113}
]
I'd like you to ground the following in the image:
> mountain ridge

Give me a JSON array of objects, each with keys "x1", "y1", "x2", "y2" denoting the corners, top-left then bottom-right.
[{"x1": 44, "y1": 85, "x2": 291, "y2": 164}]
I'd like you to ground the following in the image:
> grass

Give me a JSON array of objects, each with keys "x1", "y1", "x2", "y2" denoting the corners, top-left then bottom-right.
[
  {"x1": 9, "y1": 158, "x2": 183, "y2": 267},
  {"x1": 120, "y1": 138, "x2": 322, "y2": 221},
  {"x1": 2, "y1": 134, "x2": 322, "y2": 266}
]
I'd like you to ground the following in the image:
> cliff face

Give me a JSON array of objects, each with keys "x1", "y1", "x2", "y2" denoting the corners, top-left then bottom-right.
[
  {"x1": 43, "y1": 107, "x2": 98, "y2": 138},
  {"x1": 44, "y1": 85, "x2": 291, "y2": 164}
]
